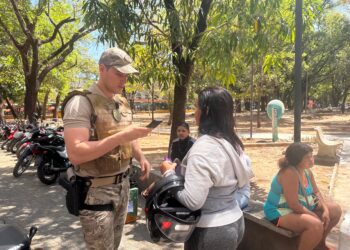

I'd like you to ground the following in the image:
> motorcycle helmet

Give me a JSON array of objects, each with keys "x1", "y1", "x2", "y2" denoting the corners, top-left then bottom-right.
[{"x1": 145, "y1": 174, "x2": 201, "y2": 243}]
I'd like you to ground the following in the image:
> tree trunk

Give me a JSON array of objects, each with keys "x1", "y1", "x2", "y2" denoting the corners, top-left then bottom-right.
[
  {"x1": 257, "y1": 82, "x2": 261, "y2": 128},
  {"x1": 151, "y1": 83, "x2": 155, "y2": 120},
  {"x1": 340, "y1": 87, "x2": 349, "y2": 114},
  {"x1": 170, "y1": 81, "x2": 187, "y2": 145},
  {"x1": 42, "y1": 90, "x2": 50, "y2": 121},
  {"x1": 166, "y1": 90, "x2": 174, "y2": 125},
  {"x1": 24, "y1": 77, "x2": 39, "y2": 123},
  {"x1": 261, "y1": 95, "x2": 267, "y2": 112},
  {"x1": 5, "y1": 97, "x2": 18, "y2": 119},
  {"x1": 53, "y1": 92, "x2": 61, "y2": 119},
  {"x1": 235, "y1": 99, "x2": 241, "y2": 113},
  {"x1": 0, "y1": 107, "x2": 3, "y2": 124}
]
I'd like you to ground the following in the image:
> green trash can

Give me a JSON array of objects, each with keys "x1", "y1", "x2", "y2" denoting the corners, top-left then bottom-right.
[{"x1": 125, "y1": 187, "x2": 138, "y2": 224}]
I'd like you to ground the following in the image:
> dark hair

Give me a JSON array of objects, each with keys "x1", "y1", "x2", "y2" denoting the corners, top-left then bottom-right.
[
  {"x1": 279, "y1": 142, "x2": 313, "y2": 168},
  {"x1": 197, "y1": 87, "x2": 244, "y2": 153},
  {"x1": 177, "y1": 122, "x2": 190, "y2": 131}
]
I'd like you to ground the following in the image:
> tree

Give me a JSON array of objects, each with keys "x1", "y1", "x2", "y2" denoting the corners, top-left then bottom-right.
[
  {"x1": 82, "y1": 0, "x2": 285, "y2": 143},
  {"x1": 0, "y1": 0, "x2": 94, "y2": 122}
]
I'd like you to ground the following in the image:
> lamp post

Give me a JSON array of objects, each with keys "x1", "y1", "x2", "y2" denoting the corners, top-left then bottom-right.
[{"x1": 294, "y1": 0, "x2": 303, "y2": 142}]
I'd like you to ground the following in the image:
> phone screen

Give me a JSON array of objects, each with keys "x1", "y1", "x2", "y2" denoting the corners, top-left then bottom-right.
[{"x1": 146, "y1": 120, "x2": 162, "y2": 129}]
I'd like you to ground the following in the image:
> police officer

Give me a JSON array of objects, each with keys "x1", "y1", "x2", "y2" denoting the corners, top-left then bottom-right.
[{"x1": 63, "y1": 47, "x2": 151, "y2": 249}]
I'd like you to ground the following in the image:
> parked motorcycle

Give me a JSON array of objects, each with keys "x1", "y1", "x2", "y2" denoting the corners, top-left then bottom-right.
[
  {"x1": 36, "y1": 135, "x2": 71, "y2": 185},
  {"x1": 0, "y1": 219, "x2": 37, "y2": 250},
  {"x1": 13, "y1": 128, "x2": 58, "y2": 178}
]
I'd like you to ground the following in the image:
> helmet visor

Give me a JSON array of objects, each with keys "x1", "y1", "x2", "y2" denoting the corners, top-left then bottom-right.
[{"x1": 154, "y1": 213, "x2": 196, "y2": 242}]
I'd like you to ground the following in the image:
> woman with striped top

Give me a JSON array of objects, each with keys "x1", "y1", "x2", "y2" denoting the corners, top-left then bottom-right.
[{"x1": 264, "y1": 142, "x2": 341, "y2": 250}]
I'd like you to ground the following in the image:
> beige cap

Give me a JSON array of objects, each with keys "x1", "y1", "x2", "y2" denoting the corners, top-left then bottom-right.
[{"x1": 98, "y1": 47, "x2": 138, "y2": 74}]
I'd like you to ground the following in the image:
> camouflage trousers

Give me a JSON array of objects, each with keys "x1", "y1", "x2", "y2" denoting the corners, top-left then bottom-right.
[{"x1": 79, "y1": 177, "x2": 130, "y2": 250}]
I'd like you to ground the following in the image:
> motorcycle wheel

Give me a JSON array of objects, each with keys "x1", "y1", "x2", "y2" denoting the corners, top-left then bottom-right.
[
  {"x1": 13, "y1": 154, "x2": 34, "y2": 177},
  {"x1": 37, "y1": 160, "x2": 59, "y2": 185},
  {"x1": 6, "y1": 139, "x2": 16, "y2": 152},
  {"x1": 16, "y1": 145, "x2": 27, "y2": 159},
  {"x1": 8, "y1": 139, "x2": 19, "y2": 153},
  {"x1": 1, "y1": 139, "x2": 9, "y2": 150},
  {"x1": 11, "y1": 140, "x2": 22, "y2": 154}
]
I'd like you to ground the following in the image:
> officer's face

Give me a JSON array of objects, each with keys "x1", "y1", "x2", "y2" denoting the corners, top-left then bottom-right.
[{"x1": 101, "y1": 65, "x2": 128, "y2": 94}]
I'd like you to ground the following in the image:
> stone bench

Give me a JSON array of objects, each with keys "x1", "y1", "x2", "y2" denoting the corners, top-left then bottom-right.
[
  {"x1": 314, "y1": 126, "x2": 343, "y2": 165},
  {"x1": 238, "y1": 200, "x2": 299, "y2": 250}
]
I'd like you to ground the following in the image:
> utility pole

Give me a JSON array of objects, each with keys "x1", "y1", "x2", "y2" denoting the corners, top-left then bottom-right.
[{"x1": 294, "y1": 0, "x2": 303, "y2": 142}]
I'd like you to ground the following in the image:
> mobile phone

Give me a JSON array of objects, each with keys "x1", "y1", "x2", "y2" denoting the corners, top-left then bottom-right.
[{"x1": 146, "y1": 119, "x2": 163, "y2": 129}]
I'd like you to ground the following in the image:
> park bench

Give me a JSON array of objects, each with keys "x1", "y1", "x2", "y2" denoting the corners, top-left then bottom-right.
[
  {"x1": 238, "y1": 200, "x2": 299, "y2": 250},
  {"x1": 314, "y1": 126, "x2": 343, "y2": 165}
]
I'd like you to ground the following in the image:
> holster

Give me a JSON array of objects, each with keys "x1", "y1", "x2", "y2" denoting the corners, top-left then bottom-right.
[{"x1": 59, "y1": 175, "x2": 89, "y2": 216}]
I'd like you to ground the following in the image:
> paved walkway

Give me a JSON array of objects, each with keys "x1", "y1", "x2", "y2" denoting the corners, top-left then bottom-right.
[{"x1": 0, "y1": 150, "x2": 182, "y2": 250}]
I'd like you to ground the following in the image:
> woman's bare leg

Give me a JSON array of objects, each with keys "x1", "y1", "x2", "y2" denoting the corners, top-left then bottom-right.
[
  {"x1": 278, "y1": 213, "x2": 324, "y2": 250},
  {"x1": 314, "y1": 201, "x2": 342, "y2": 249}
]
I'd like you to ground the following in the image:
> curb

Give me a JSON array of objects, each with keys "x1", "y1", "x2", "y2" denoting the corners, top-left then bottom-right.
[
  {"x1": 141, "y1": 142, "x2": 292, "y2": 152},
  {"x1": 328, "y1": 162, "x2": 339, "y2": 198}
]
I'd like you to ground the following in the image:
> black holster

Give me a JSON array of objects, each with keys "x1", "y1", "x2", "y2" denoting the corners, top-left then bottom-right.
[{"x1": 59, "y1": 176, "x2": 88, "y2": 216}]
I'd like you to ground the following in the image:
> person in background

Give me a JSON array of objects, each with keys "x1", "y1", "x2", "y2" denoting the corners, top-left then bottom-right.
[
  {"x1": 161, "y1": 86, "x2": 252, "y2": 250},
  {"x1": 169, "y1": 122, "x2": 196, "y2": 162},
  {"x1": 264, "y1": 142, "x2": 341, "y2": 250}
]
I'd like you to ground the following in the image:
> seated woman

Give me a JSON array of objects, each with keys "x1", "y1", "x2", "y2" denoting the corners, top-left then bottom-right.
[
  {"x1": 169, "y1": 122, "x2": 196, "y2": 162},
  {"x1": 264, "y1": 142, "x2": 342, "y2": 250}
]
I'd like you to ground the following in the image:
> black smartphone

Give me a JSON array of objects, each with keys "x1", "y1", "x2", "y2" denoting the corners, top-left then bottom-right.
[{"x1": 146, "y1": 119, "x2": 163, "y2": 129}]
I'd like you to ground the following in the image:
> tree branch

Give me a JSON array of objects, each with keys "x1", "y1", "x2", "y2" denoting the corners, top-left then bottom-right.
[
  {"x1": 39, "y1": 12, "x2": 76, "y2": 45},
  {"x1": 189, "y1": 0, "x2": 213, "y2": 51},
  {"x1": 139, "y1": 0, "x2": 168, "y2": 38},
  {"x1": 164, "y1": 0, "x2": 183, "y2": 66},
  {"x1": 41, "y1": 26, "x2": 94, "y2": 65},
  {"x1": 9, "y1": 0, "x2": 32, "y2": 38},
  {"x1": 38, "y1": 43, "x2": 75, "y2": 83},
  {"x1": 0, "y1": 17, "x2": 21, "y2": 49},
  {"x1": 38, "y1": 27, "x2": 94, "y2": 83}
]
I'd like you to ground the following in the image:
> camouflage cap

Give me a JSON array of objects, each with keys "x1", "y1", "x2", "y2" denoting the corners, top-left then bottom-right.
[{"x1": 99, "y1": 47, "x2": 138, "y2": 74}]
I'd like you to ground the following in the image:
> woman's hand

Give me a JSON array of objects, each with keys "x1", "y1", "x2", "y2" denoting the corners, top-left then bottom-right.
[
  {"x1": 321, "y1": 209, "x2": 330, "y2": 230},
  {"x1": 160, "y1": 160, "x2": 176, "y2": 174}
]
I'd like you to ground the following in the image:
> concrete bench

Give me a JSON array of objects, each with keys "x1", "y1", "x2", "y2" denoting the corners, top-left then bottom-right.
[
  {"x1": 238, "y1": 200, "x2": 299, "y2": 250},
  {"x1": 314, "y1": 126, "x2": 343, "y2": 165}
]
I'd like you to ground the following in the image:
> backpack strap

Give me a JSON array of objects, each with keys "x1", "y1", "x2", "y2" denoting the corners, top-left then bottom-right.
[{"x1": 61, "y1": 90, "x2": 98, "y2": 140}]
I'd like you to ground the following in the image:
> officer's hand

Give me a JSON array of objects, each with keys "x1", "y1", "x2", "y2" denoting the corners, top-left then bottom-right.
[
  {"x1": 124, "y1": 126, "x2": 151, "y2": 141},
  {"x1": 139, "y1": 156, "x2": 151, "y2": 181}
]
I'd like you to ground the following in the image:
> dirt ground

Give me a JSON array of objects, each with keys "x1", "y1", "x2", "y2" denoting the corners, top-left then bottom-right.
[
  {"x1": 136, "y1": 110, "x2": 349, "y2": 194},
  {"x1": 135, "y1": 109, "x2": 350, "y2": 246}
]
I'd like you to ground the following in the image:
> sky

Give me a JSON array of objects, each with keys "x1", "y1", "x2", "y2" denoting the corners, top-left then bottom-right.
[{"x1": 85, "y1": 32, "x2": 105, "y2": 62}]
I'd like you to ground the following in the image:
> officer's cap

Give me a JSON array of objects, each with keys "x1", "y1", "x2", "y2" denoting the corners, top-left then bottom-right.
[{"x1": 99, "y1": 47, "x2": 138, "y2": 74}]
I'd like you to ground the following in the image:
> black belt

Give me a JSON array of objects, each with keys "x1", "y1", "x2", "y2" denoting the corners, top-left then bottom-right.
[{"x1": 79, "y1": 169, "x2": 130, "y2": 212}]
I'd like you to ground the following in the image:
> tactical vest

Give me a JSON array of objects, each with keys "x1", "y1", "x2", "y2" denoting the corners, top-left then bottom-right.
[{"x1": 62, "y1": 90, "x2": 133, "y2": 177}]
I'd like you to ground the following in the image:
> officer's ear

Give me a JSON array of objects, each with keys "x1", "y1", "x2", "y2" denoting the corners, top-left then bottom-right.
[{"x1": 99, "y1": 64, "x2": 107, "y2": 74}]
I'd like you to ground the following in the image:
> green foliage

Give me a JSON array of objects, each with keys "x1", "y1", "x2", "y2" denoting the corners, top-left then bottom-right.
[{"x1": 82, "y1": 0, "x2": 350, "y2": 113}]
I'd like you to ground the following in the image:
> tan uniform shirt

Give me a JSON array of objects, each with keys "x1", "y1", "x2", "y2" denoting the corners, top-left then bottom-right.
[
  {"x1": 63, "y1": 83, "x2": 120, "y2": 177},
  {"x1": 63, "y1": 84, "x2": 106, "y2": 130}
]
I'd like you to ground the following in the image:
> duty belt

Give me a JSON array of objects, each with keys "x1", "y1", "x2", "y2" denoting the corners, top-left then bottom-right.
[
  {"x1": 86, "y1": 168, "x2": 130, "y2": 188},
  {"x1": 78, "y1": 168, "x2": 130, "y2": 212}
]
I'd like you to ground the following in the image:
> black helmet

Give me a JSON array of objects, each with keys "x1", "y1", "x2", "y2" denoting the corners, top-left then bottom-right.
[{"x1": 144, "y1": 174, "x2": 201, "y2": 243}]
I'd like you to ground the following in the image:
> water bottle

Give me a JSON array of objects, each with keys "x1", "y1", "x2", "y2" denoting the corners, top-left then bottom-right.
[{"x1": 339, "y1": 212, "x2": 350, "y2": 250}]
